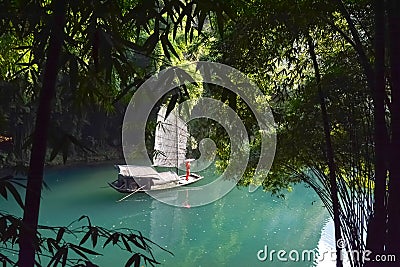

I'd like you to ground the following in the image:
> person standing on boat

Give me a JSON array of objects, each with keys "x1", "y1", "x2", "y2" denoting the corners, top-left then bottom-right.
[{"x1": 185, "y1": 160, "x2": 191, "y2": 181}]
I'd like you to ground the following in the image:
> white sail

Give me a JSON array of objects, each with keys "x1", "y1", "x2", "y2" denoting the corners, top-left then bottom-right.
[{"x1": 153, "y1": 106, "x2": 188, "y2": 167}]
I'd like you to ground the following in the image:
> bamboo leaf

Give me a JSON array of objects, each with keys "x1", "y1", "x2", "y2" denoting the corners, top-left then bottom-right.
[
  {"x1": 216, "y1": 11, "x2": 224, "y2": 36},
  {"x1": 78, "y1": 215, "x2": 91, "y2": 227},
  {"x1": 0, "y1": 253, "x2": 15, "y2": 265},
  {"x1": 61, "y1": 247, "x2": 68, "y2": 267},
  {"x1": 165, "y1": 93, "x2": 179, "y2": 120},
  {"x1": 112, "y1": 232, "x2": 120, "y2": 245},
  {"x1": 11, "y1": 66, "x2": 29, "y2": 79},
  {"x1": 160, "y1": 35, "x2": 171, "y2": 60},
  {"x1": 56, "y1": 227, "x2": 65, "y2": 244},
  {"x1": 121, "y1": 235, "x2": 132, "y2": 252},
  {"x1": 164, "y1": 36, "x2": 179, "y2": 59},
  {"x1": 0, "y1": 217, "x2": 7, "y2": 235},
  {"x1": 67, "y1": 134, "x2": 95, "y2": 153},
  {"x1": 184, "y1": 15, "x2": 192, "y2": 41},
  {"x1": 124, "y1": 253, "x2": 140, "y2": 267},
  {"x1": 181, "y1": 84, "x2": 190, "y2": 98},
  {"x1": 47, "y1": 248, "x2": 63, "y2": 267},
  {"x1": 91, "y1": 228, "x2": 98, "y2": 248},
  {"x1": 175, "y1": 68, "x2": 197, "y2": 86},
  {"x1": 47, "y1": 239, "x2": 54, "y2": 255},
  {"x1": 0, "y1": 184, "x2": 7, "y2": 200},
  {"x1": 128, "y1": 236, "x2": 145, "y2": 250},
  {"x1": 142, "y1": 254, "x2": 161, "y2": 265},
  {"x1": 4, "y1": 182, "x2": 24, "y2": 209},
  {"x1": 102, "y1": 233, "x2": 114, "y2": 248},
  {"x1": 70, "y1": 244, "x2": 89, "y2": 261},
  {"x1": 79, "y1": 231, "x2": 91, "y2": 246},
  {"x1": 143, "y1": 33, "x2": 158, "y2": 54},
  {"x1": 49, "y1": 136, "x2": 66, "y2": 162},
  {"x1": 189, "y1": 27, "x2": 194, "y2": 42},
  {"x1": 70, "y1": 245, "x2": 102, "y2": 256},
  {"x1": 197, "y1": 11, "x2": 207, "y2": 33}
]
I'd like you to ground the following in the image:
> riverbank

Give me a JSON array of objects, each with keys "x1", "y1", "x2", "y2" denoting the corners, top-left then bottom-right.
[
  {"x1": 45, "y1": 149, "x2": 125, "y2": 170},
  {"x1": 0, "y1": 146, "x2": 125, "y2": 177}
]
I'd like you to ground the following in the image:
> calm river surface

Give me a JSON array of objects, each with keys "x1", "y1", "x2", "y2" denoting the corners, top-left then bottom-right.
[{"x1": 3, "y1": 164, "x2": 334, "y2": 266}]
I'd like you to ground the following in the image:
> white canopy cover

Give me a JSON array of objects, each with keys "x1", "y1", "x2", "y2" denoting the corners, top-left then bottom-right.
[{"x1": 116, "y1": 165, "x2": 179, "y2": 183}]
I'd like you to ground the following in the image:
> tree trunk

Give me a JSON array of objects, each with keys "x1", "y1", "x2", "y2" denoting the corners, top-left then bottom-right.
[
  {"x1": 18, "y1": 1, "x2": 66, "y2": 266},
  {"x1": 335, "y1": 0, "x2": 375, "y2": 90},
  {"x1": 387, "y1": 0, "x2": 400, "y2": 262},
  {"x1": 307, "y1": 34, "x2": 343, "y2": 267},
  {"x1": 365, "y1": 1, "x2": 388, "y2": 265}
]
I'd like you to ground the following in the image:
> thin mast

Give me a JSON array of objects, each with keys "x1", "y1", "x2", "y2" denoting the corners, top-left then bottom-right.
[{"x1": 175, "y1": 109, "x2": 179, "y2": 175}]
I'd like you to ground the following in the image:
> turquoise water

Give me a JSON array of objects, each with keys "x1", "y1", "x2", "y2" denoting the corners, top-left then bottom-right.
[{"x1": 2, "y1": 164, "x2": 331, "y2": 266}]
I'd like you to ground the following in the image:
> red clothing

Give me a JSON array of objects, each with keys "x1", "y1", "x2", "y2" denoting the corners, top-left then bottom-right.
[{"x1": 185, "y1": 161, "x2": 191, "y2": 181}]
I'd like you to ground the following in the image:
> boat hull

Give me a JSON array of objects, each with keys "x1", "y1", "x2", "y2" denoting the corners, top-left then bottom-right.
[{"x1": 109, "y1": 173, "x2": 203, "y2": 194}]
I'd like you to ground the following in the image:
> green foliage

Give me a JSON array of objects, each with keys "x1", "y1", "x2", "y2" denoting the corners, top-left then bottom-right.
[
  {"x1": 0, "y1": 175, "x2": 25, "y2": 209},
  {"x1": 207, "y1": 0, "x2": 375, "y2": 193},
  {"x1": 0, "y1": 176, "x2": 171, "y2": 267},
  {"x1": 0, "y1": 0, "x2": 237, "y2": 167},
  {"x1": 0, "y1": 2, "x2": 234, "y2": 266},
  {"x1": 206, "y1": 2, "x2": 379, "y2": 266}
]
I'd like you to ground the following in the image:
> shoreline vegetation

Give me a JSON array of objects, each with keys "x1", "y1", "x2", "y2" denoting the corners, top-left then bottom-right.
[{"x1": 0, "y1": 145, "x2": 125, "y2": 176}]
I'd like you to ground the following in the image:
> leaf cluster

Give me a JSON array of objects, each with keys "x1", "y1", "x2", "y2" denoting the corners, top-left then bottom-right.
[{"x1": 0, "y1": 177, "x2": 171, "y2": 267}]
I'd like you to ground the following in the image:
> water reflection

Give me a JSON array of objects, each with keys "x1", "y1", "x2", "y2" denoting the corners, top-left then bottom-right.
[
  {"x1": 3, "y1": 165, "x2": 332, "y2": 266},
  {"x1": 130, "y1": 182, "x2": 331, "y2": 266}
]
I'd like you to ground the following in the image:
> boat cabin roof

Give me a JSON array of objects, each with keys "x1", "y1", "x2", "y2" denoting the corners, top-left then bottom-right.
[
  {"x1": 117, "y1": 165, "x2": 161, "y2": 179},
  {"x1": 116, "y1": 165, "x2": 180, "y2": 183}
]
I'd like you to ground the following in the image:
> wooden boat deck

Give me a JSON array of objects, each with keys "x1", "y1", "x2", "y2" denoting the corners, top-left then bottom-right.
[{"x1": 109, "y1": 173, "x2": 203, "y2": 193}]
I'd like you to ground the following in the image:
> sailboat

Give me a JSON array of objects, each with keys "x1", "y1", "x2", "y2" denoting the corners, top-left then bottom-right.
[{"x1": 108, "y1": 106, "x2": 203, "y2": 193}]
